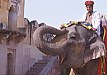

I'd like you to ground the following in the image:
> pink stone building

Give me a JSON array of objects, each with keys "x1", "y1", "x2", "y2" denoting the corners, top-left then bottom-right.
[{"x1": 0, "y1": 0, "x2": 43, "y2": 75}]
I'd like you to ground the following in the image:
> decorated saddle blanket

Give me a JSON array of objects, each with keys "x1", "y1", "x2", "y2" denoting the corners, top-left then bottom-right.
[{"x1": 61, "y1": 21, "x2": 92, "y2": 29}]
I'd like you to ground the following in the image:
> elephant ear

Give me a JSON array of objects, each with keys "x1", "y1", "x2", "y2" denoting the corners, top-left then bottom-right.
[{"x1": 83, "y1": 33, "x2": 106, "y2": 64}]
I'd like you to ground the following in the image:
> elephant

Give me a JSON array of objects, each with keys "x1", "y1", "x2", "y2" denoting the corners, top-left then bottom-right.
[{"x1": 33, "y1": 22, "x2": 106, "y2": 75}]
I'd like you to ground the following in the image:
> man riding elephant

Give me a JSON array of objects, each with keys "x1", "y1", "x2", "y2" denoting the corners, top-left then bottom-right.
[
  {"x1": 60, "y1": 1, "x2": 101, "y2": 36},
  {"x1": 81, "y1": 0, "x2": 101, "y2": 36}
]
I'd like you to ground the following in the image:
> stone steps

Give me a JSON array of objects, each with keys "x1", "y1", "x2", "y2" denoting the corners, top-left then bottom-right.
[{"x1": 26, "y1": 56, "x2": 51, "y2": 75}]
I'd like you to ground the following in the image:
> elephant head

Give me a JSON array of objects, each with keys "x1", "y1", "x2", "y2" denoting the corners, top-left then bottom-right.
[{"x1": 33, "y1": 22, "x2": 106, "y2": 69}]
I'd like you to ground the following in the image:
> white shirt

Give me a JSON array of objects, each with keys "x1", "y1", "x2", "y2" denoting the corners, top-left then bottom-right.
[{"x1": 81, "y1": 11, "x2": 101, "y2": 35}]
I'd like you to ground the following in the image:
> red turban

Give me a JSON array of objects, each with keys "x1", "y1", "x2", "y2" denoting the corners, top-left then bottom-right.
[{"x1": 85, "y1": 1, "x2": 94, "y2": 5}]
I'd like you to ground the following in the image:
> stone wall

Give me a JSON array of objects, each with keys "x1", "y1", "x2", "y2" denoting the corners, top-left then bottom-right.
[{"x1": 0, "y1": 0, "x2": 44, "y2": 75}]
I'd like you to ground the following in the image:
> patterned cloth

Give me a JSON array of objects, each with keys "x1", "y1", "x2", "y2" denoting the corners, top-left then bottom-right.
[
  {"x1": 100, "y1": 24, "x2": 107, "y2": 75},
  {"x1": 62, "y1": 21, "x2": 92, "y2": 29},
  {"x1": 98, "y1": 56, "x2": 106, "y2": 75}
]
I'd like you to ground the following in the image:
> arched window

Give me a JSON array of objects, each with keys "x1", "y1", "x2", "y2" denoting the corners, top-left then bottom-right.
[{"x1": 8, "y1": 5, "x2": 17, "y2": 30}]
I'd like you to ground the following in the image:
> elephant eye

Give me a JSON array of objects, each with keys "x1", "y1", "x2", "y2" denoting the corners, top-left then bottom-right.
[
  {"x1": 70, "y1": 34, "x2": 76, "y2": 39},
  {"x1": 69, "y1": 32, "x2": 77, "y2": 40}
]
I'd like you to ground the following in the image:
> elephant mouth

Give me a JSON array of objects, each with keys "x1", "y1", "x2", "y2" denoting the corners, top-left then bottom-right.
[
  {"x1": 60, "y1": 39, "x2": 86, "y2": 68},
  {"x1": 60, "y1": 53, "x2": 85, "y2": 68}
]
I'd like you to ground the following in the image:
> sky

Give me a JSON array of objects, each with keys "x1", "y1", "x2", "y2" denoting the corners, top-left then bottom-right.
[{"x1": 24, "y1": 0, "x2": 107, "y2": 29}]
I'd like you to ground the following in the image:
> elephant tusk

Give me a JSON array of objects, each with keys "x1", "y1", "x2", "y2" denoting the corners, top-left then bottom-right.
[{"x1": 60, "y1": 54, "x2": 67, "y2": 64}]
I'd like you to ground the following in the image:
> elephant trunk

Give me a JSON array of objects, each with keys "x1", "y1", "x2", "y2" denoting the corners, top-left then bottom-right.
[{"x1": 33, "y1": 26, "x2": 67, "y2": 56}]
